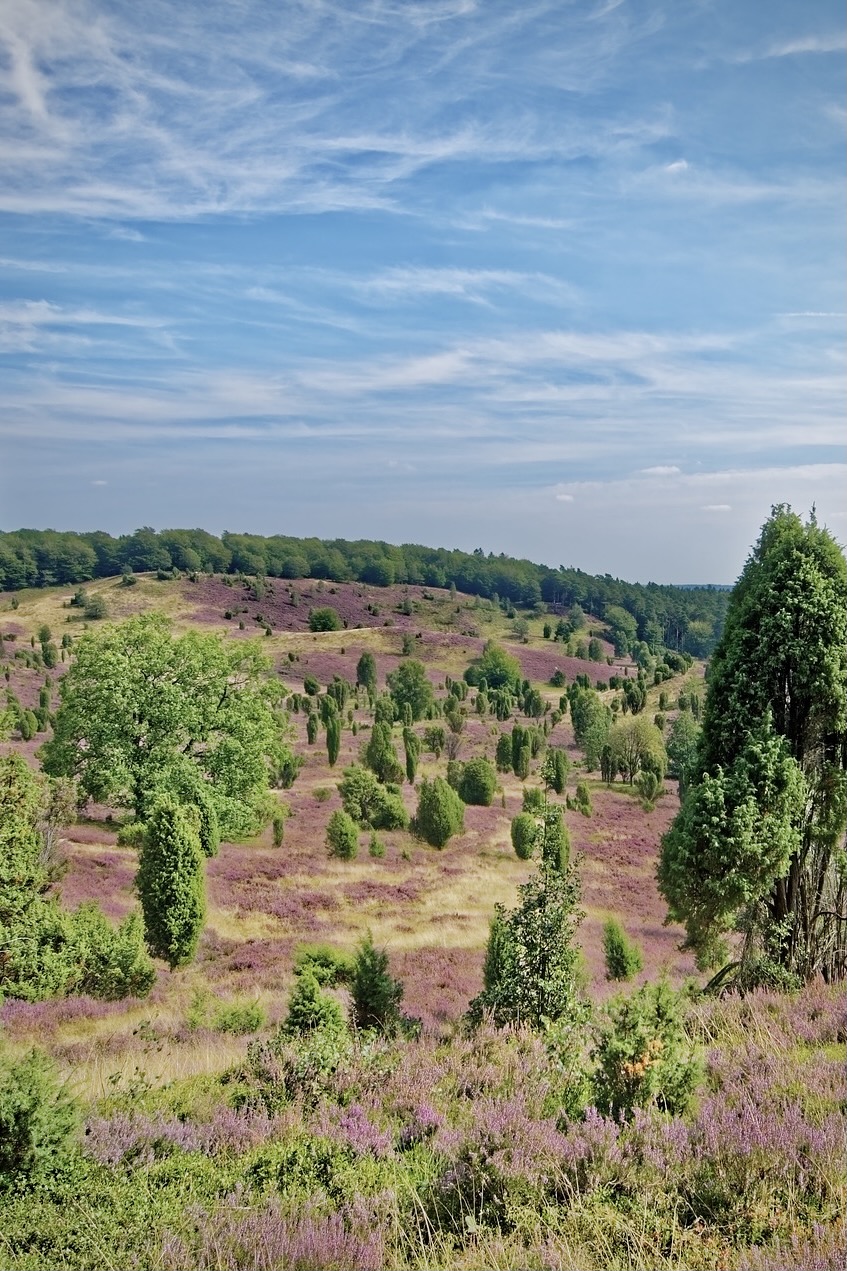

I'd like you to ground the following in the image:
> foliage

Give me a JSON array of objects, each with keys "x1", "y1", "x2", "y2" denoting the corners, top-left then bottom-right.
[
  {"x1": 337, "y1": 765, "x2": 408, "y2": 830},
  {"x1": 510, "y1": 812, "x2": 536, "y2": 860},
  {"x1": 213, "y1": 1000, "x2": 266, "y2": 1035},
  {"x1": 355, "y1": 651, "x2": 377, "y2": 696},
  {"x1": 349, "y1": 933, "x2": 403, "y2": 1035},
  {"x1": 457, "y1": 755, "x2": 497, "y2": 806},
  {"x1": 659, "y1": 720, "x2": 805, "y2": 969},
  {"x1": 362, "y1": 721, "x2": 403, "y2": 784},
  {"x1": 308, "y1": 606, "x2": 343, "y2": 632},
  {"x1": 569, "y1": 686, "x2": 611, "y2": 769},
  {"x1": 592, "y1": 980, "x2": 702, "y2": 1119},
  {"x1": 0, "y1": 1048, "x2": 78, "y2": 1194},
  {"x1": 325, "y1": 809, "x2": 359, "y2": 860},
  {"x1": 666, "y1": 708, "x2": 702, "y2": 795},
  {"x1": 464, "y1": 641, "x2": 521, "y2": 690},
  {"x1": 635, "y1": 768, "x2": 663, "y2": 810},
  {"x1": 136, "y1": 794, "x2": 206, "y2": 969},
  {"x1": 293, "y1": 943, "x2": 354, "y2": 986},
  {"x1": 43, "y1": 615, "x2": 294, "y2": 839},
  {"x1": 603, "y1": 918, "x2": 644, "y2": 980},
  {"x1": 0, "y1": 755, "x2": 154, "y2": 1001},
  {"x1": 402, "y1": 727, "x2": 420, "y2": 784},
  {"x1": 541, "y1": 746, "x2": 569, "y2": 794},
  {"x1": 494, "y1": 731, "x2": 513, "y2": 772},
  {"x1": 413, "y1": 776, "x2": 465, "y2": 847},
  {"x1": 667, "y1": 506, "x2": 847, "y2": 983},
  {"x1": 386, "y1": 659, "x2": 433, "y2": 721},
  {"x1": 282, "y1": 971, "x2": 346, "y2": 1037},
  {"x1": 574, "y1": 780, "x2": 592, "y2": 816},
  {"x1": 608, "y1": 715, "x2": 667, "y2": 783},
  {"x1": 468, "y1": 854, "x2": 583, "y2": 1029}
]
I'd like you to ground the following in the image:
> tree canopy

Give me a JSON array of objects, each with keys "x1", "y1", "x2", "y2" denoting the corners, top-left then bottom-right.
[
  {"x1": 658, "y1": 507, "x2": 847, "y2": 983},
  {"x1": 42, "y1": 614, "x2": 294, "y2": 839}
]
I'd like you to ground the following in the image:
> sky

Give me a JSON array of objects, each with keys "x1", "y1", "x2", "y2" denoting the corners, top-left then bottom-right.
[{"x1": 0, "y1": 0, "x2": 844, "y2": 584}]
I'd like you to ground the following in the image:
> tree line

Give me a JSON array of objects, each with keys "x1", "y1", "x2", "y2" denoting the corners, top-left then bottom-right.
[{"x1": 0, "y1": 526, "x2": 728, "y2": 655}]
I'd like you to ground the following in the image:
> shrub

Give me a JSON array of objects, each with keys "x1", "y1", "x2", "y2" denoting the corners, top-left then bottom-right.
[
  {"x1": 326, "y1": 809, "x2": 359, "y2": 860},
  {"x1": 458, "y1": 756, "x2": 497, "y2": 806},
  {"x1": 214, "y1": 1000, "x2": 266, "y2": 1035},
  {"x1": 338, "y1": 765, "x2": 408, "y2": 830},
  {"x1": 521, "y1": 786, "x2": 545, "y2": 813},
  {"x1": 592, "y1": 980, "x2": 702, "y2": 1120},
  {"x1": 308, "y1": 607, "x2": 342, "y2": 632},
  {"x1": 510, "y1": 812, "x2": 537, "y2": 860},
  {"x1": 0, "y1": 1049, "x2": 78, "y2": 1193},
  {"x1": 414, "y1": 777, "x2": 465, "y2": 848},
  {"x1": 293, "y1": 943, "x2": 354, "y2": 986},
  {"x1": 634, "y1": 768, "x2": 662, "y2": 811},
  {"x1": 368, "y1": 832, "x2": 385, "y2": 858},
  {"x1": 116, "y1": 820, "x2": 146, "y2": 848},
  {"x1": 575, "y1": 781, "x2": 592, "y2": 816},
  {"x1": 495, "y1": 732, "x2": 513, "y2": 772},
  {"x1": 303, "y1": 674, "x2": 321, "y2": 696},
  {"x1": 350, "y1": 934, "x2": 403, "y2": 1035},
  {"x1": 282, "y1": 971, "x2": 346, "y2": 1037},
  {"x1": 602, "y1": 918, "x2": 643, "y2": 981},
  {"x1": 136, "y1": 795, "x2": 206, "y2": 969},
  {"x1": 65, "y1": 905, "x2": 156, "y2": 1000}
]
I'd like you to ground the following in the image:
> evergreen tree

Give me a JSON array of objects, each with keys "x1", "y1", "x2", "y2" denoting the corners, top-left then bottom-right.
[
  {"x1": 659, "y1": 507, "x2": 847, "y2": 982},
  {"x1": 402, "y1": 727, "x2": 420, "y2": 784},
  {"x1": 350, "y1": 933, "x2": 403, "y2": 1035},
  {"x1": 414, "y1": 777, "x2": 465, "y2": 847},
  {"x1": 136, "y1": 795, "x2": 206, "y2": 969},
  {"x1": 363, "y1": 721, "x2": 403, "y2": 783},
  {"x1": 326, "y1": 714, "x2": 341, "y2": 767},
  {"x1": 326, "y1": 809, "x2": 359, "y2": 860}
]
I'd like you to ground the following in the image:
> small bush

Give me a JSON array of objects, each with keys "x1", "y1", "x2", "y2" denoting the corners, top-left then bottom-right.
[
  {"x1": 308, "y1": 607, "x2": 342, "y2": 632},
  {"x1": 458, "y1": 756, "x2": 497, "y2": 806},
  {"x1": 282, "y1": 972, "x2": 346, "y2": 1037},
  {"x1": 116, "y1": 820, "x2": 146, "y2": 848},
  {"x1": 521, "y1": 786, "x2": 545, "y2": 813},
  {"x1": 214, "y1": 1000, "x2": 266, "y2": 1035},
  {"x1": 510, "y1": 812, "x2": 537, "y2": 860},
  {"x1": 294, "y1": 943, "x2": 354, "y2": 986},
  {"x1": 575, "y1": 780, "x2": 593, "y2": 816},
  {"x1": 312, "y1": 786, "x2": 333, "y2": 803},
  {"x1": 326, "y1": 809, "x2": 359, "y2": 860},
  {"x1": 603, "y1": 918, "x2": 643, "y2": 981},
  {"x1": 368, "y1": 832, "x2": 385, "y2": 858},
  {"x1": 414, "y1": 776, "x2": 465, "y2": 848},
  {"x1": 350, "y1": 933, "x2": 403, "y2": 1035},
  {"x1": 0, "y1": 1049, "x2": 78, "y2": 1193}
]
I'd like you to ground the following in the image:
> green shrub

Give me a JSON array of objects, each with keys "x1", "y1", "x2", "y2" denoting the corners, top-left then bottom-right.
[
  {"x1": 308, "y1": 607, "x2": 342, "y2": 632},
  {"x1": 602, "y1": 918, "x2": 643, "y2": 981},
  {"x1": 510, "y1": 812, "x2": 537, "y2": 860},
  {"x1": 136, "y1": 795, "x2": 206, "y2": 969},
  {"x1": 0, "y1": 1049, "x2": 78, "y2": 1193},
  {"x1": 458, "y1": 756, "x2": 497, "y2": 806},
  {"x1": 293, "y1": 943, "x2": 355, "y2": 986},
  {"x1": 213, "y1": 1000, "x2": 266, "y2": 1035},
  {"x1": 350, "y1": 933, "x2": 403, "y2": 1035},
  {"x1": 312, "y1": 786, "x2": 333, "y2": 803},
  {"x1": 575, "y1": 780, "x2": 593, "y2": 816},
  {"x1": 414, "y1": 776, "x2": 465, "y2": 848},
  {"x1": 592, "y1": 980, "x2": 702, "y2": 1120},
  {"x1": 116, "y1": 820, "x2": 146, "y2": 847},
  {"x1": 66, "y1": 905, "x2": 156, "y2": 1000},
  {"x1": 521, "y1": 786, "x2": 545, "y2": 813},
  {"x1": 326, "y1": 809, "x2": 359, "y2": 860},
  {"x1": 282, "y1": 971, "x2": 346, "y2": 1037},
  {"x1": 368, "y1": 831, "x2": 385, "y2": 858}
]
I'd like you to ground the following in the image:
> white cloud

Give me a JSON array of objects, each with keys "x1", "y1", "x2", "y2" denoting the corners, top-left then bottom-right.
[
  {"x1": 640, "y1": 465, "x2": 681, "y2": 476},
  {"x1": 554, "y1": 492, "x2": 575, "y2": 502},
  {"x1": 702, "y1": 503, "x2": 731, "y2": 512},
  {"x1": 91, "y1": 479, "x2": 108, "y2": 485}
]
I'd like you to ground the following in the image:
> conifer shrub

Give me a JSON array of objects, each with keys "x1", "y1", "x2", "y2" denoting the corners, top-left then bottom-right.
[
  {"x1": 602, "y1": 918, "x2": 644, "y2": 981},
  {"x1": 213, "y1": 1000, "x2": 266, "y2": 1035},
  {"x1": 326, "y1": 809, "x2": 359, "y2": 860},
  {"x1": 136, "y1": 795, "x2": 206, "y2": 969},
  {"x1": 0, "y1": 1049, "x2": 78, "y2": 1194},
  {"x1": 413, "y1": 776, "x2": 465, "y2": 848},
  {"x1": 510, "y1": 812, "x2": 537, "y2": 860},
  {"x1": 349, "y1": 934, "x2": 403, "y2": 1035},
  {"x1": 282, "y1": 971, "x2": 346, "y2": 1037},
  {"x1": 293, "y1": 943, "x2": 355, "y2": 986},
  {"x1": 458, "y1": 756, "x2": 497, "y2": 806}
]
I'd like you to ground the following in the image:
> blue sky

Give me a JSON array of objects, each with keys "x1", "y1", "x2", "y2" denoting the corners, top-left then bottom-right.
[{"x1": 0, "y1": 0, "x2": 844, "y2": 583}]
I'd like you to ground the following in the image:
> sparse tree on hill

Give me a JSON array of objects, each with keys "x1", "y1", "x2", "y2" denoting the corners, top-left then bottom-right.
[
  {"x1": 356, "y1": 651, "x2": 377, "y2": 696},
  {"x1": 414, "y1": 776, "x2": 465, "y2": 847},
  {"x1": 386, "y1": 659, "x2": 433, "y2": 721}
]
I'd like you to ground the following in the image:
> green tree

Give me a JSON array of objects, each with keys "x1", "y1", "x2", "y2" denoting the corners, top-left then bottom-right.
[
  {"x1": 464, "y1": 641, "x2": 521, "y2": 690},
  {"x1": 350, "y1": 933, "x2": 403, "y2": 1035},
  {"x1": 608, "y1": 716, "x2": 666, "y2": 784},
  {"x1": 282, "y1": 970, "x2": 346, "y2": 1036},
  {"x1": 659, "y1": 508, "x2": 847, "y2": 981},
  {"x1": 458, "y1": 756, "x2": 497, "y2": 806},
  {"x1": 355, "y1": 651, "x2": 378, "y2": 696},
  {"x1": 308, "y1": 606, "x2": 342, "y2": 632},
  {"x1": 363, "y1": 721, "x2": 404, "y2": 784},
  {"x1": 468, "y1": 854, "x2": 583, "y2": 1029},
  {"x1": 495, "y1": 732, "x2": 513, "y2": 772},
  {"x1": 43, "y1": 615, "x2": 294, "y2": 839},
  {"x1": 325, "y1": 713, "x2": 341, "y2": 767},
  {"x1": 666, "y1": 710, "x2": 701, "y2": 797},
  {"x1": 386, "y1": 659, "x2": 433, "y2": 722},
  {"x1": 603, "y1": 918, "x2": 643, "y2": 981},
  {"x1": 414, "y1": 776, "x2": 465, "y2": 847},
  {"x1": 402, "y1": 727, "x2": 420, "y2": 784},
  {"x1": 0, "y1": 1049, "x2": 78, "y2": 1194},
  {"x1": 510, "y1": 811, "x2": 537, "y2": 860},
  {"x1": 541, "y1": 746, "x2": 569, "y2": 794},
  {"x1": 136, "y1": 795, "x2": 206, "y2": 969},
  {"x1": 337, "y1": 765, "x2": 408, "y2": 830},
  {"x1": 326, "y1": 809, "x2": 359, "y2": 860}
]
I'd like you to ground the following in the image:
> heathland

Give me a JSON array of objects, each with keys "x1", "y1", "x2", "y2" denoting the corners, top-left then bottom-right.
[{"x1": 0, "y1": 516, "x2": 844, "y2": 1271}]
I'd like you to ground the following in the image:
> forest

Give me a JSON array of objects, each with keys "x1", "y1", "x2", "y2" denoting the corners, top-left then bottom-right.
[
  {"x1": 0, "y1": 507, "x2": 844, "y2": 1271},
  {"x1": 0, "y1": 527, "x2": 728, "y2": 657}
]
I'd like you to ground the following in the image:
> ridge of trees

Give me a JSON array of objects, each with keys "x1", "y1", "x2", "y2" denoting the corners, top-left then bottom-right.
[{"x1": 0, "y1": 526, "x2": 728, "y2": 654}]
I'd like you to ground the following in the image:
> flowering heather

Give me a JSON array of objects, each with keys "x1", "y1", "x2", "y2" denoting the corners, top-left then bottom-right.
[
  {"x1": 160, "y1": 1196, "x2": 386, "y2": 1271},
  {"x1": 0, "y1": 992, "x2": 139, "y2": 1037}
]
